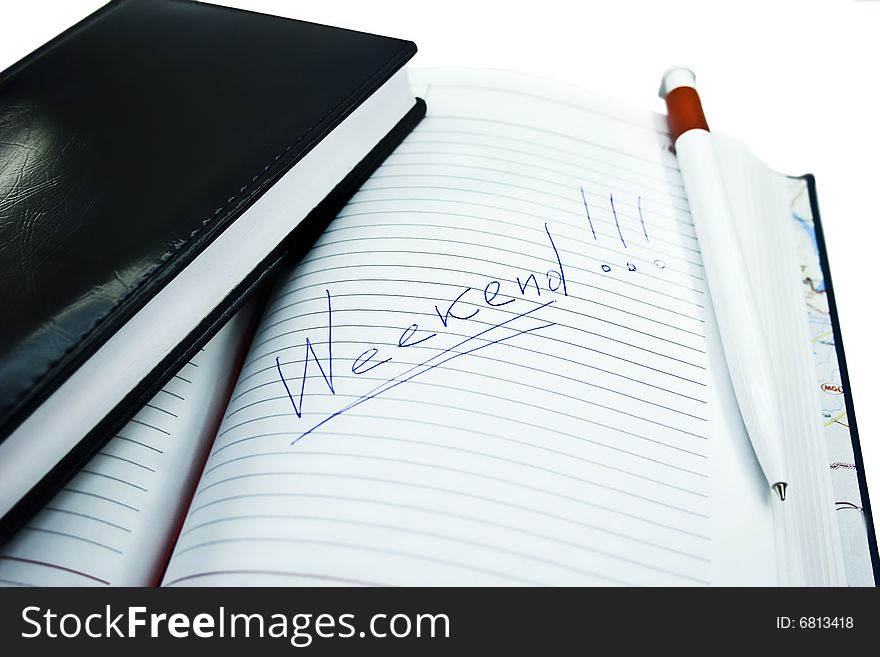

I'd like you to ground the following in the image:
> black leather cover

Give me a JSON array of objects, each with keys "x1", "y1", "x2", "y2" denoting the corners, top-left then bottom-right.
[{"x1": 0, "y1": 0, "x2": 417, "y2": 441}]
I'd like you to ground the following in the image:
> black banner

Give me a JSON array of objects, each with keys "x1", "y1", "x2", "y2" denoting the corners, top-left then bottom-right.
[{"x1": 0, "y1": 587, "x2": 877, "y2": 654}]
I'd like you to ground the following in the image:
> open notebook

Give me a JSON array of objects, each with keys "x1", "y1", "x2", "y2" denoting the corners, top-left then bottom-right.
[{"x1": 0, "y1": 68, "x2": 875, "y2": 587}]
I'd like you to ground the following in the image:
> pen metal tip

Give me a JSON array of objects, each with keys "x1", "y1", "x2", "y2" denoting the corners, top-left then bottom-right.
[{"x1": 772, "y1": 482, "x2": 787, "y2": 502}]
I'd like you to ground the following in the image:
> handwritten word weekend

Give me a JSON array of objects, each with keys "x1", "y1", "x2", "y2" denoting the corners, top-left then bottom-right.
[
  {"x1": 276, "y1": 188, "x2": 665, "y2": 442},
  {"x1": 276, "y1": 222, "x2": 566, "y2": 442}
]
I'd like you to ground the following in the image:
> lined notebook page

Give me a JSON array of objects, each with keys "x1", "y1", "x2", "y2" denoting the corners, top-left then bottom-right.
[
  {"x1": 0, "y1": 309, "x2": 252, "y2": 586},
  {"x1": 163, "y1": 69, "x2": 777, "y2": 587}
]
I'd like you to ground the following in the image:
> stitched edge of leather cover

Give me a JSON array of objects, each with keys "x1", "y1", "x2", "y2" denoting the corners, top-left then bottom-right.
[{"x1": 0, "y1": 98, "x2": 427, "y2": 540}]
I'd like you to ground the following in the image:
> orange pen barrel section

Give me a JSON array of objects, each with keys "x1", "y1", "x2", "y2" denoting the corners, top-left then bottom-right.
[{"x1": 664, "y1": 86, "x2": 709, "y2": 141}]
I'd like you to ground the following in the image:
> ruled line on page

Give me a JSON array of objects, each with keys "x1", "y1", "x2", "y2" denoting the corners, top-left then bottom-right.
[
  {"x1": 170, "y1": 539, "x2": 552, "y2": 586},
  {"x1": 191, "y1": 465, "x2": 710, "y2": 539},
  {"x1": 41, "y1": 507, "x2": 132, "y2": 532},
  {"x1": 376, "y1": 153, "x2": 689, "y2": 214},
  {"x1": 172, "y1": 521, "x2": 705, "y2": 586},
  {"x1": 216, "y1": 387, "x2": 709, "y2": 459},
  {"x1": 228, "y1": 351, "x2": 708, "y2": 415},
  {"x1": 248, "y1": 300, "x2": 708, "y2": 366},
  {"x1": 215, "y1": 382, "x2": 708, "y2": 448},
  {"x1": 352, "y1": 178, "x2": 696, "y2": 240},
  {"x1": 261, "y1": 282, "x2": 706, "y2": 346},
  {"x1": 236, "y1": 327, "x2": 710, "y2": 399},
  {"x1": 423, "y1": 82, "x2": 674, "y2": 139},
  {"x1": 79, "y1": 470, "x2": 149, "y2": 493},
  {"x1": 177, "y1": 510, "x2": 706, "y2": 579},
  {"x1": 403, "y1": 132, "x2": 682, "y2": 188},
  {"x1": 279, "y1": 262, "x2": 704, "y2": 325},
  {"x1": 276, "y1": 267, "x2": 704, "y2": 322},
  {"x1": 259, "y1": 287, "x2": 706, "y2": 342},
  {"x1": 60, "y1": 488, "x2": 140, "y2": 512},
  {"x1": 127, "y1": 419, "x2": 172, "y2": 436},
  {"x1": 177, "y1": 464, "x2": 709, "y2": 584},
  {"x1": 113, "y1": 434, "x2": 164, "y2": 454},
  {"x1": 0, "y1": 556, "x2": 110, "y2": 586},
  {"x1": 19, "y1": 527, "x2": 124, "y2": 554},
  {"x1": 209, "y1": 407, "x2": 708, "y2": 475},
  {"x1": 307, "y1": 227, "x2": 703, "y2": 278},
  {"x1": 163, "y1": 570, "x2": 389, "y2": 587},
  {"x1": 424, "y1": 116, "x2": 685, "y2": 205},
  {"x1": 225, "y1": 360, "x2": 709, "y2": 425},
  {"x1": 244, "y1": 312, "x2": 709, "y2": 388},
  {"x1": 374, "y1": 153, "x2": 689, "y2": 212},
  {"x1": 334, "y1": 184, "x2": 698, "y2": 264},
  {"x1": 94, "y1": 452, "x2": 157, "y2": 473},
  {"x1": 247, "y1": 282, "x2": 706, "y2": 357},
  {"x1": 145, "y1": 402, "x2": 179, "y2": 418},
  {"x1": 184, "y1": 491, "x2": 709, "y2": 559},
  {"x1": 208, "y1": 421, "x2": 708, "y2": 481},
  {"x1": 339, "y1": 195, "x2": 700, "y2": 254},
  {"x1": 210, "y1": 409, "x2": 708, "y2": 490},
  {"x1": 270, "y1": 279, "x2": 705, "y2": 353},
  {"x1": 199, "y1": 449, "x2": 709, "y2": 513},
  {"x1": 425, "y1": 110, "x2": 674, "y2": 159},
  {"x1": 299, "y1": 239, "x2": 703, "y2": 293}
]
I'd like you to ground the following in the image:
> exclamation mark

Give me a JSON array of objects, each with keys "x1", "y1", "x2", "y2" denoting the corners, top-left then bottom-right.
[
  {"x1": 638, "y1": 195, "x2": 649, "y2": 243},
  {"x1": 580, "y1": 186, "x2": 597, "y2": 240},
  {"x1": 609, "y1": 193, "x2": 626, "y2": 248}
]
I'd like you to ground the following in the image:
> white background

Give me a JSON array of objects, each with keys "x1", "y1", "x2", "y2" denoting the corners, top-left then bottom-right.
[{"x1": 1, "y1": 0, "x2": 877, "y2": 531}]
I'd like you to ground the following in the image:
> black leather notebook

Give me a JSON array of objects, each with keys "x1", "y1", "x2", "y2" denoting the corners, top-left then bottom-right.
[{"x1": 0, "y1": 0, "x2": 425, "y2": 525}]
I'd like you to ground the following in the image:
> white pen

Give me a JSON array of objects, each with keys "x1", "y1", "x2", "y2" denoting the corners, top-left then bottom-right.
[{"x1": 659, "y1": 67, "x2": 789, "y2": 501}]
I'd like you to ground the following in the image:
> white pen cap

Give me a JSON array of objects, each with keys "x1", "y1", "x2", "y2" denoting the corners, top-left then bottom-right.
[{"x1": 659, "y1": 66, "x2": 697, "y2": 99}]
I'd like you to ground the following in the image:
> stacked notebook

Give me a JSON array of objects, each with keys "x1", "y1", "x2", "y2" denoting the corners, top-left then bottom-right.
[
  {"x1": 0, "y1": 0, "x2": 424, "y2": 529},
  {"x1": 0, "y1": 61, "x2": 875, "y2": 585}
]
